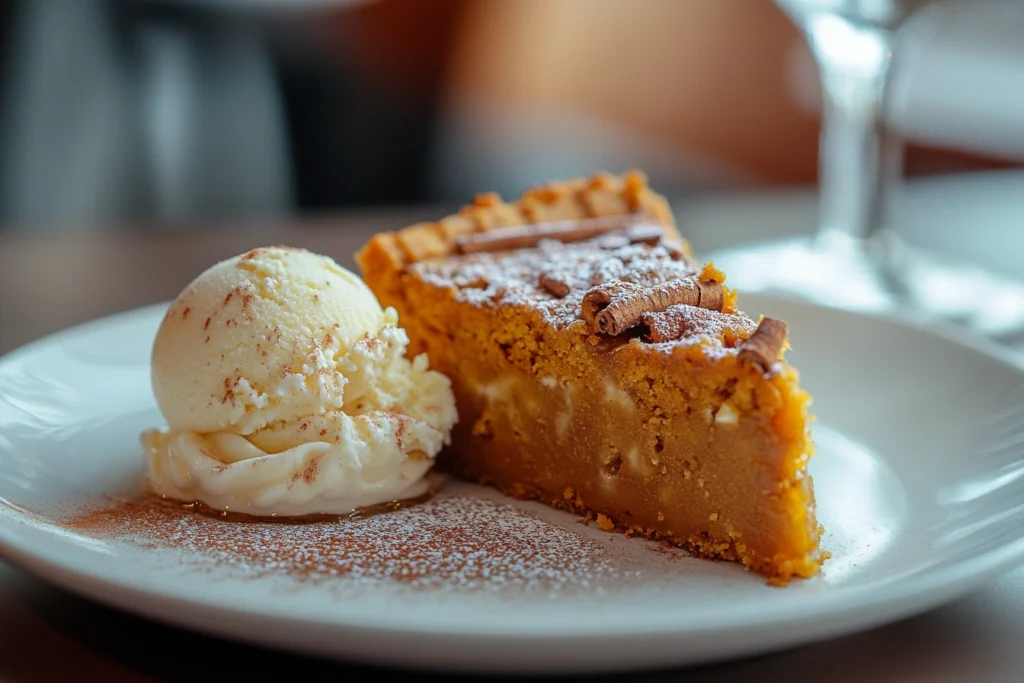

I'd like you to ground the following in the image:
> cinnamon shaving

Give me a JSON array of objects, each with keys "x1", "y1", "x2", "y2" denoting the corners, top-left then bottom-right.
[
  {"x1": 454, "y1": 215, "x2": 647, "y2": 254},
  {"x1": 581, "y1": 278, "x2": 724, "y2": 336},
  {"x1": 539, "y1": 272, "x2": 571, "y2": 298},
  {"x1": 738, "y1": 317, "x2": 788, "y2": 372}
]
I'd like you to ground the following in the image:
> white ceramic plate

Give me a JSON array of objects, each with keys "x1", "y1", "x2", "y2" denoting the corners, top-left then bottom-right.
[{"x1": 2, "y1": 296, "x2": 1024, "y2": 674}]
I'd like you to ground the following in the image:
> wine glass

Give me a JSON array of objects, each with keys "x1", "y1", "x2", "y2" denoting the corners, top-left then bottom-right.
[{"x1": 710, "y1": 0, "x2": 1024, "y2": 342}]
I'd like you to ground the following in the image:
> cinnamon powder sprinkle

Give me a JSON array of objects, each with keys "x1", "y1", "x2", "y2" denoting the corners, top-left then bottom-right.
[{"x1": 56, "y1": 495, "x2": 665, "y2": 593}]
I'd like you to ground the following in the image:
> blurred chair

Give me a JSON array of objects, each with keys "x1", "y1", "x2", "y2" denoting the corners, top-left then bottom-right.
[{"x1": 0, "y1": 0, "x2": 369, "y2": 230}]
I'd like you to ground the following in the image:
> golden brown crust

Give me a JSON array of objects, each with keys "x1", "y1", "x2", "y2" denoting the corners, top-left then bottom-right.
[{"x1": 354, "y1": 170, "x2": 682, "y2": 271}]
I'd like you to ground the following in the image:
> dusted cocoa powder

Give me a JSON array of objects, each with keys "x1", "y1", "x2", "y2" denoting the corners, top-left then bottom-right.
[{"x1": 57, "y1": 494, "x2": 675, "y2": 593}]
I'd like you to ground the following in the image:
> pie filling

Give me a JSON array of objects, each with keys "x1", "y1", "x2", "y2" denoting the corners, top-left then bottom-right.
[{"x1": 356, "y1": 170, "x2": 825, "y2": 583}]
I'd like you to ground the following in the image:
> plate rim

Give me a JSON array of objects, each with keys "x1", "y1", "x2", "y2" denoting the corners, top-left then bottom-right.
[{"x1": 3, "y1": 495, "x2": 1024, "y2": 639}]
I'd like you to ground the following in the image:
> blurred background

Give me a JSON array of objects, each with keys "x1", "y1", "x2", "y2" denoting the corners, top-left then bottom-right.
[
  {"x1": 0, "y1": 0, "x2": 1022, "y2": 351},
  {"x1": 1, "y1": 0, "x2": 1021, "y2": 229}
]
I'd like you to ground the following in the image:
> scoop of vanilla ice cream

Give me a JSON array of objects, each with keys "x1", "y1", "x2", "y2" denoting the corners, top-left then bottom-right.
[
  {"x1": 152, "y1": 246, "x2": 392, "y2": 434},
  {"x1": 143, "y1": 246, "x2": 457, "y2": 516}
]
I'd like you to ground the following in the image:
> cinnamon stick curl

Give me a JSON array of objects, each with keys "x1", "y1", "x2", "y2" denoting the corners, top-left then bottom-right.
[
  {"x1": 621, "y1": 224, "x2": 665, "y2": 246},
  {"x1": 581, "y1": 277, "x2": 725, "y2": 336},
  {"x1": 454, "y1": 215, "x2": 662, "y2": 254},
  {"x1": 737, "y1": 317, "x2": 788, "y2": 372}
]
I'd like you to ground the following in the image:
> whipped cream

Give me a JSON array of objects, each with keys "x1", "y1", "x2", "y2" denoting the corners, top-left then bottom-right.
[{"x1": 142, "y1": 410, "x2": 444, "y2": 516}]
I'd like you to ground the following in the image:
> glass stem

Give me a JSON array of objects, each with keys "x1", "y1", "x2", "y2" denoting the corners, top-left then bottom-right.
[{"x1": 802, "y1": 16, "x2": 898, "y2": 247}]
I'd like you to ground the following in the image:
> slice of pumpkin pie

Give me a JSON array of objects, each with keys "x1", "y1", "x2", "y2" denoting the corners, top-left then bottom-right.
[{"x1": 356, "y1": 171, "x2": 824, "y2": 583}]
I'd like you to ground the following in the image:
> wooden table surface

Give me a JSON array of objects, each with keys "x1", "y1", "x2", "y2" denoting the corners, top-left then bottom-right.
[{"x1": 1, "y1": 210, "x2": 1023, "y2": 682}]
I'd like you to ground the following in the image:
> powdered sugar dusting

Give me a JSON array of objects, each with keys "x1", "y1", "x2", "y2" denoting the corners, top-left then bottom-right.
[
  {"x1": 642, "y1": 306, "x2": 757, "y2": 344},
  {"x1": 411, "y1": 234, "x2": 757, "y2": 359},
  {"x1": 415, "y1": 236, "x2": 700, "y2": 330},
  {"x1": 57, "y1": 494, "x2": 672, "y2": 595}
]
